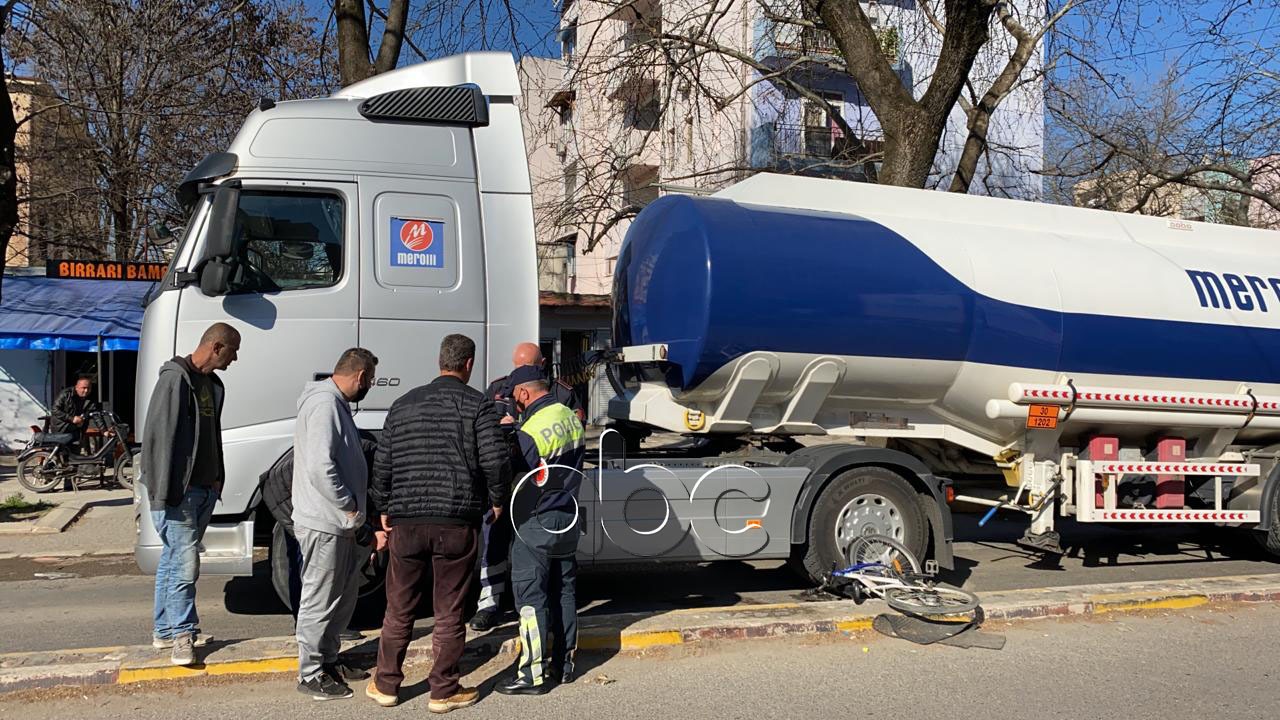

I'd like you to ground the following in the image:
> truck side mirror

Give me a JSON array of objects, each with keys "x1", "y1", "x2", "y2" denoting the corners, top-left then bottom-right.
[{"x1": 197, "y1": 182, "x2": 241, "y2": 296}]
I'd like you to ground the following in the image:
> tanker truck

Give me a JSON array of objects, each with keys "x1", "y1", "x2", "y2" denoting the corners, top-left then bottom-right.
[
  {"x1": 134, "y1": 51, "x2": 1279, "y2": 598},
  {"x1": 604, "y1": 172, "x2": 1280, "y2": 576}
]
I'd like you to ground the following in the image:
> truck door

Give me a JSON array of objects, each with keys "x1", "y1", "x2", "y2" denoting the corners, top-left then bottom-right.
[
  {"x1": 173, "y1": 181, "x2": 358, "y2": 511},
  {"x1": 356, "y1": 175, "x2": 488, "y2": 407}
]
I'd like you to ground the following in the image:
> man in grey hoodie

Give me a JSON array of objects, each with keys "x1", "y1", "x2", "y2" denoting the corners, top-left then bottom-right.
[
  {"x1": 293, "y1": 347, "x2": 379, "y2": 701},
  {"x1": 142, "y1": 322, "x2": 239, "y2": 667}
]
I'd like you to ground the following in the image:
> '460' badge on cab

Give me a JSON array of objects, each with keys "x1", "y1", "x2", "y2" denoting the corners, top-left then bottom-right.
[{"x1": 391, "y1": 217, "x2": 445, "y2": 268}]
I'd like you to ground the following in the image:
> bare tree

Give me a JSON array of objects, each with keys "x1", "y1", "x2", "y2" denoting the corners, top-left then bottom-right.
[
  {"x1": 532, "y1": 0, "x2": 1052, "y2": 262},
  {"x1": 1045, "y1": 1, "x2": 1280, "y2": 227},
  {"x1": 0, "y1": 1, "x2": 19, "y2": 298},
  {"x1": 5, "y1": 0, "x2": 329, "y2": 265},
  {"x1": 334, "y1": 0, "x2": 409, "y2": 86}
]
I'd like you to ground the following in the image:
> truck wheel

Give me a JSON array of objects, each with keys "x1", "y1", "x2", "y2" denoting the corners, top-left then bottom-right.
[
  {"x1": 799, "y1": 466, "x2": 928, "y2": 584},
  {"x1": 1255, "y1": 486, "x2": 1280, "y2": 558},
  {"x1": 270, "y1": 522, "x2": 388, "y2": 618}
]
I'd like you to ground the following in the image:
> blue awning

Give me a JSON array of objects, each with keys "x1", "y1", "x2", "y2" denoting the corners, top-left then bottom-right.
[{"x1": 0, "y1": 276, "x2": 150, "y2": 352}]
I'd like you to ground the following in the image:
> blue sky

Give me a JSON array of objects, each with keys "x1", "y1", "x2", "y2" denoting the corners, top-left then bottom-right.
[{"x1": 301, "y1": 0, "x2": 1275, "y2": 95}]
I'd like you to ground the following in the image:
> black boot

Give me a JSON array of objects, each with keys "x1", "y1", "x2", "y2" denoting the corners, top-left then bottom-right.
[
  {"x1": 496, "y1": 677, "x2": 549, "y2": 696},
  {"x1": 469, "y1": 608, "x2": 501, "y2": 632}
]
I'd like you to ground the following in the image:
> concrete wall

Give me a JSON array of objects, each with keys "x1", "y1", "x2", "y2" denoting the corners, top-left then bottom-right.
[{"x1": 0, "y1": 350, "x2": 51, "y2": 453}]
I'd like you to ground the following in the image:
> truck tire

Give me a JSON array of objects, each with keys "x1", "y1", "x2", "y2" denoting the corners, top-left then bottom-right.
[
  {"x1": 1256, "y1": 485, "x2": 1280, "y2": 558},
  {"x1": 270, "y1": 522, "x2": 388, "y2": 618},
  {"x1": 799, "y1": 466, "x2": 928, "y2": 584}
]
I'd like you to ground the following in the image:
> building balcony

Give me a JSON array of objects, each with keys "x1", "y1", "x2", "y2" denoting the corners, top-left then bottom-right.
[
  {"x1": 607, "y1": 66, "x2": 660, "y2": 101},
  {"x1": 750, "y1": 122, "x2": 883, "y2": 182},
  {"x1": 768, "y1": 23, "x2": 904, "y2": 67}
]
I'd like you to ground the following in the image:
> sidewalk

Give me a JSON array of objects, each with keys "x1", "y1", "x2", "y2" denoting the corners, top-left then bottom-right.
[
  {"x1": 4, "y1": 571, "x2": 1279, "y2": 693},
  {"x1": 0, "y1": 464, "x2": 134, "y2": 558}
]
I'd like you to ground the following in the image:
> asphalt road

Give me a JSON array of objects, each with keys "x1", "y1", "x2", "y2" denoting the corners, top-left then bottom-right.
[
  {"x1": 1, "y1": 512, "x2": 1274, "y2": 654},
  {"x1": 3, "y1": 601, "x2": 1276, "y2": 719}
]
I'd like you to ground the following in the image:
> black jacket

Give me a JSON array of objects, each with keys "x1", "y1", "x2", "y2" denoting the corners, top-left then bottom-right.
[
  {"x1": 485, "y1": 373, "x2": 585, "y2": 424},
  {"x1": 50, "y1": 387, "x2": 99, "y2": 434},
  {"x1": 371, "y1": 375, "x2": 511, "y2": 527},
  {"x1": 261, "y1": 435, "x2": 379, "y2": 542}
]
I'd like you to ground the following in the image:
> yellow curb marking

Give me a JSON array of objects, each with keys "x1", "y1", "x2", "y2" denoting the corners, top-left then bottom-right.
[
  {"x1": 204, "y1": 657, "x2": 298, "y2": 676},
  {"x1": 619, "y1": 631, "x2": 684, "y2": 650},
  {"x1": 1093, "y1": 595, "x2": 1209, "y2": 614},
  {"x1": 835, "y1": 618, "x2": 874, "y2": 632},
  {"x1": 118, "y1": 657, "x2": 298, "y2": 684}
]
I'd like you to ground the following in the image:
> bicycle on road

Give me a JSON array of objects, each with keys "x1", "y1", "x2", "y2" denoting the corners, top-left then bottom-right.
[{"x1": 820, "y1": 535, "x2": 980, "y2": 618}]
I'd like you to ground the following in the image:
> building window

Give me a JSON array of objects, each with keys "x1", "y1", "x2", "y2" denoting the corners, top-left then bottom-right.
[
  {"x1": 625, "y1": 96, "x2": 661, "y2": 131},
  {"x1": 560, "y1": 21, "x2": 577, "y2": 61},
  {"x1": 564, "y1": 164, "x2": 578, "y2": 204},
  {"x1": 559, "y1": 234, "x2": 577, "y2": 286},
  {"x1": 803, "y1": 91, "x2": 844, "y2": 157}
]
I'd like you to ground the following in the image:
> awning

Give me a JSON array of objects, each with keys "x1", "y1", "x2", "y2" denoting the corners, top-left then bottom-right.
[{"x1": 0, "y1": 276, "x2": 149, "y2": 351}]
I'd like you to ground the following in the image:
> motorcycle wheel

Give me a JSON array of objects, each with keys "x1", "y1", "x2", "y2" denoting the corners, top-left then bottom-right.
[
  {"x1": 113, "y1": 448, "x2": 138, "y2": 490},
  {"x1": 16, "y1": 449, "x2": 65, "y2": 493}
]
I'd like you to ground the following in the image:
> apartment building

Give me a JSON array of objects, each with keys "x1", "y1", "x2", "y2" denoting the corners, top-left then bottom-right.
[{"x1": 526, "y1": 0, "x2": 1046, "y2": 297}]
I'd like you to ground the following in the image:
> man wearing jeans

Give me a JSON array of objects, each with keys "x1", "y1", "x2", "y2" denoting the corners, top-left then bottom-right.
[
  {"x1": 141, "y1": 323, "x2": 240, "y2": 666},
  {"x1": 366, "y1": 334, "x2": 510, "y2": 713},
  {"x1": 292, "y1": 348, "x2": 378, "y2": 701}
]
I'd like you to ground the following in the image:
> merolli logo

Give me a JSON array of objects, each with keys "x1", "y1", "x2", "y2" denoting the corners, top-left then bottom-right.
[
  {"x1": 509, "y1": 428, "x2": 771, "y2": 559},
  {"x1": 399, "y1": 220, "x2": 433, "y2": 252}
]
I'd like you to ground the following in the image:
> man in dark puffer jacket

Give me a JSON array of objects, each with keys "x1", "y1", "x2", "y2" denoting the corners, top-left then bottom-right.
[{"x1": 367, "y1": 334, "x2": 511, "y2": 712}]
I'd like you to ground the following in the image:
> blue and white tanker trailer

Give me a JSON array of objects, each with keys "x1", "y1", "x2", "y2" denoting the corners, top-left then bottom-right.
[{"x1": 605, "y1": 172, "x2": 1280, "y2": 577}]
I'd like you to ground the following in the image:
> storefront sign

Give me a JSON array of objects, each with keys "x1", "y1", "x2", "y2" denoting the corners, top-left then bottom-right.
[{"x1": 46, "y1": 260, "x2": 168, "y2": 282}]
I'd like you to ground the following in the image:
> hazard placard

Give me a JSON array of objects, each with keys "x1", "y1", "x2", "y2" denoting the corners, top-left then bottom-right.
[{"x1": 1026, "y1": 404, "x2": 1059, "y2": 429}]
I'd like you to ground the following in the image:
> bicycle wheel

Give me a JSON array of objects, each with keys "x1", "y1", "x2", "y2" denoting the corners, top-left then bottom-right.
[
  {"x1": 884, "y1": 585, "x2": 981, "y2": 617},
  {"x1": 16, "y1": 449, "x2": 64, "y2": 493},
  {"x1": 845, "y1": 534, "x2": 922, "y2": 576}
]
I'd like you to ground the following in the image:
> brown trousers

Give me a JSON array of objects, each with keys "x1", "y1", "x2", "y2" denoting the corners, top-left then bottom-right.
[{"x1": 374, "y1": 523, "x2": 479, "y2": 699}]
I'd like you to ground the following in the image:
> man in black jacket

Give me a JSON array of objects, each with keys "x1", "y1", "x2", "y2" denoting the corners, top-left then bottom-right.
[
  {"x1": 366, "y1": 334, "x2": 511, "y2": 713},
  {"x1": 50, "y1": 376, "x2": 99, "y2": 435}
]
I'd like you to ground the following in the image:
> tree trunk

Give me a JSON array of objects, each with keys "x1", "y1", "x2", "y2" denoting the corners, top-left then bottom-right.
[
  {"x1": 0, "y1": 3, "x2": 20, "y2": 298},
  {"x1": 879, "y1": 109, "x2": 951, "y2": 188},
  {"x1": 335, "y1": 0, "x2": 374, "y2": 87},
  {"x1": 372, "y1": 0, "x2": 410, "y2": 74}
]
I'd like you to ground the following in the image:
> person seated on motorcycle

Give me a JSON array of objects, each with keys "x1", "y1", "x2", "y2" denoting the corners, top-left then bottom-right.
[{"x1": 50, "y1": 377, "x2": 100, "y2": 453}]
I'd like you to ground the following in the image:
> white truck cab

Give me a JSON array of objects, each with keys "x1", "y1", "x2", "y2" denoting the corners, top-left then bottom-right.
[{"x1": 134, "y1": 53, "x2": 538, "y2": 576}]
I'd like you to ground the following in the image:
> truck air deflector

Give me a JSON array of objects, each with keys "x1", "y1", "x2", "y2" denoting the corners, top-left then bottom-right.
[{"x1": 357, "y1": 85, "x2": 490, "y2": 127}]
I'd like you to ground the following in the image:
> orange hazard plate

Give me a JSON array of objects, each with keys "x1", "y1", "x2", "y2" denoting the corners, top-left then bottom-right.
[{"x1": 1026, "y1": 404, "x2": 1059, "y2": 429}]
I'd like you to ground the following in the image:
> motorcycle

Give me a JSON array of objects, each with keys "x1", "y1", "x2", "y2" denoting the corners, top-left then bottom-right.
[{"x1": 15, "y1": 410, "x2": 138, "y2": 493}]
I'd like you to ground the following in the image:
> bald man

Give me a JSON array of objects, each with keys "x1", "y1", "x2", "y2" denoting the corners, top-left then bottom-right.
[
  {"x1": 143, "y1": 322, "x2": 240, "y2": 667},
  {"x1": 472, "y1": 343, "x2": 584, "y2": 631}
]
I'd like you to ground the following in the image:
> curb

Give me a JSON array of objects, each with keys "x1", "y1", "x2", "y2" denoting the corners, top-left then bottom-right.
[
  {"x1": 32, "y1": 503, "x2": 88, "y2": 534},
  {"x1": 0, "y1": 503, "x2": 87, "y2": 536},
  {"x1": 4, "y1": 573, "x2": 1280, "y2": 694}
]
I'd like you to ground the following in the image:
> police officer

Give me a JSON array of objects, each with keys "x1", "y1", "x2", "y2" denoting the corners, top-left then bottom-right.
[
  {"x1": 473, "y1": 343, "x2": 584, "y2": 632},
  {"x1": 495, "y1": 365, "x2": 585, "y2": 696}
]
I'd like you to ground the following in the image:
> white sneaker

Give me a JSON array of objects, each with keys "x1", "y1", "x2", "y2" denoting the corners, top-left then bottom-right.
[
  {"x1": 170, "y1": 633, "x2": 195, "y2": 666},
  {"x1": 154, "y1": 633, "x2": 211, "y2": 649}
]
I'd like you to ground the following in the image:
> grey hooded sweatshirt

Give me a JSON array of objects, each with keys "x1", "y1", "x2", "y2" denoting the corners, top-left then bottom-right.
[{"x1": 291, "y1": 380, "x2": 367, "y2": 537}]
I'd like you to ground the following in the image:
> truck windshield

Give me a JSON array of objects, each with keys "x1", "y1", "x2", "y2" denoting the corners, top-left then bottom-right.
[{"x1": 226, "y1": 191, "x2": 345, "y2": 294}]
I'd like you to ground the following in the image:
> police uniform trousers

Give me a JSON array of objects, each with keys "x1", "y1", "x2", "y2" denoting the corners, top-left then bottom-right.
[
  {"x1": 510, "y1": 509, "x2": 578, "y2": 685},
  {"x1": 476, "y1": 506, "x2": 513, "y2": 612}
]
